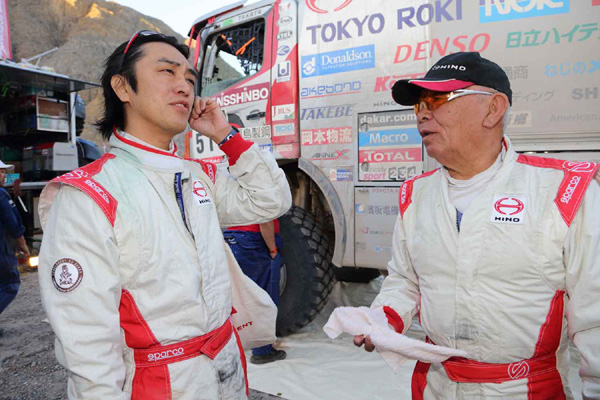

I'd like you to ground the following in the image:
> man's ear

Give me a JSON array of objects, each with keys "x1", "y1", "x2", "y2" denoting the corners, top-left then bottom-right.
[
  {"x1": 110, "y1": 75, "x2": 131, "y2": 104},
  {"x1": 483, "y1": 93, "x2": 509, "y2": 129}
]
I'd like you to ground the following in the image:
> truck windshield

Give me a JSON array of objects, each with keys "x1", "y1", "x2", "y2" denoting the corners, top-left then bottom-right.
[{"x1": 200, "y1": 19, "x2": 265, "y2": 97}]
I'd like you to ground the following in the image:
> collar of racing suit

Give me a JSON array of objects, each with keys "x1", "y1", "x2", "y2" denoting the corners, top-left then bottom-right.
[
  {"x1": 440, "y1": 135, "x2": 517, "y2": 188},
  {"x1": 109, "y1": 129, "x2": 189, "y2": 175}
]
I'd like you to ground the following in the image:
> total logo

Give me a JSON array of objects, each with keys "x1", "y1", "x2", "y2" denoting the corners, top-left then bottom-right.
[
  {"x1": 490, "y1": 195, "x2": 526, "y2": 224},
  {"x1": 306, "y1": 0, "x2": 352, "y2": 14},
  {"x1": 479, "y1": 0, "x2": 570, "y2": 23}
]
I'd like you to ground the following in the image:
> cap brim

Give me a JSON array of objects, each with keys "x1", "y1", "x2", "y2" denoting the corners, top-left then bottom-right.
[
  {"x1": 0, "y1": 163, "x2": 14, "y2": 171},
  {"x1": 391, "y1": 79, "x2": 474, "y2": 106}
]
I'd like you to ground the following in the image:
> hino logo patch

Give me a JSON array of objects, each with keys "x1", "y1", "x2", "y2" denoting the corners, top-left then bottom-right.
[
  {"x1": 490, "y1": 196, "x2": 526, "y2": 224},
  {"x1": 52, "y1": 258, "x2": 84, "y2": 293},
  {"x1": 192, "y1": 180, "x2": 212, "y2": 206}
]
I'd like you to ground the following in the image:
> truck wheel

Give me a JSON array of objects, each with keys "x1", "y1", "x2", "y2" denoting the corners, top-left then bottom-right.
[
  {"x1": 277, "y1": 206, "x2": 334, "y2": 336},
  {"x1": 334, "y1": 267, "x2": 381, "y2": 283}
]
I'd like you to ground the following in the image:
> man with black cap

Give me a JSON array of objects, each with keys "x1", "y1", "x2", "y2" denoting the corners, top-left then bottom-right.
[{"x1": 354, "y1": 52, "x2": 600, "y2": 399}]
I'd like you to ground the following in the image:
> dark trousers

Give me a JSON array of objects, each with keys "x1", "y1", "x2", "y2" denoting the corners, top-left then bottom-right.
[
  {"x1": 224, "y1": 231, "x2": 283, "y2": 356},
  {"x1": 0, "y1": 282, "x2": 20, "y2": 315}
]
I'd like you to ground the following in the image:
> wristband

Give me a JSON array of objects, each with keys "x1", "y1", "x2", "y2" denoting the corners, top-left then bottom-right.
[
  {"x1": 218, "y1": 127, "x2": 239, "y2": 146},
  {"x1": 269, "y1": 248, "x2": 278, "y2": 255}
]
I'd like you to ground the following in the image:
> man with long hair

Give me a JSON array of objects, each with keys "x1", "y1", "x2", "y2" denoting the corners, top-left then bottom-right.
[{"x1": 37, "y1": 31, "x2": 291, "y2": 399}]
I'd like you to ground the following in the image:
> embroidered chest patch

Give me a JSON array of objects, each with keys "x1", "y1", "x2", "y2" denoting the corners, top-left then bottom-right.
[
  {"x1": 52, "y1": 258, "x2": 84, "y2": 293},
  {"x1": 490, "y1": 196, "x2": 526, "y2": 225},
  {"x1": 192, "y1": 180, "x2": 212, "y2": 207}
]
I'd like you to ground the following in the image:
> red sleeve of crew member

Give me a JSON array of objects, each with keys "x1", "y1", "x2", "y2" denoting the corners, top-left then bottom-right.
[{"x1": 219, "y1": 134, "x2": 253, "y2": 166}]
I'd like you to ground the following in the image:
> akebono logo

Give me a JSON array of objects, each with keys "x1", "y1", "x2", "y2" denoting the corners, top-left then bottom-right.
[{"x1": 490, "y1": 196, "x2": 526, "y2": 224}]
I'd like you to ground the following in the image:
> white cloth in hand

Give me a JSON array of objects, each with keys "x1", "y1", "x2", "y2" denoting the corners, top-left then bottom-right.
[{"x1": 323, "y1": 306, "x2": 469, "y2": 373}]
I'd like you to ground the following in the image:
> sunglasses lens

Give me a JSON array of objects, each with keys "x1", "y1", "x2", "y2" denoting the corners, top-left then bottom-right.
[{"x1": 415, "y1": 92, "x2": 451, "y2": 113}]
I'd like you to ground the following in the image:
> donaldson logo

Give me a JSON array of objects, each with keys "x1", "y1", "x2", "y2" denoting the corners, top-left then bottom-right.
[
  {"x1": 301, "y1": 45, "x2": 375, "y2": 78},
  {"x1": 479, "y1": 0, "x2": 570, "y2": 23}
]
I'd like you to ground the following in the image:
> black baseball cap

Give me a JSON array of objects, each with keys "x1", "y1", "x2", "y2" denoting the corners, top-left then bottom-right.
[{"x1": 391, "y1": 52, "x2": 512, "y2": 106}]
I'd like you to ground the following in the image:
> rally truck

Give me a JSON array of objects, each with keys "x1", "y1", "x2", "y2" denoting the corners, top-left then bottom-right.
[{"x1": 185, "y1": 0, "x2": 600, "y2": 335}]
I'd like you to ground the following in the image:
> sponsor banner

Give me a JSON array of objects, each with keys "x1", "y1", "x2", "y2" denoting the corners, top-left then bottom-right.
[
  {"x1": 277, "y1": 30, "x2": 293, "y2": 40},
  {"x1": 234, "y1": 7, "x2": 265, "y2": 23},
  {"x1": 240, "y1": 125, "x2": 271, "y2": 140},
  {"x1": 358, "y1": 128, "x2": 421, "y2": 148},
  {"x1": 0, "y1": 0, "x2": 11, "y2": 59},
  {"x1": 328, "y1": 168, "x2": 353, "y2": 182},
  {"x1": 359, "y1": 162, "x2": 422, "y2": 181},
  {"x1": 358, "y1": 111, "x2": 417, "y2": 128},
  {"x1": 278, "y1": 16, "x2": 293, "y2": 25},
  {"x1": 358, "y1": 148, "x2": 422, "y2": 163},
  {"x1": 594, "y1": 0, "x2": 600, "y2": 5},
  {"x1": 214, "y1": 82, "x2": 269, "y2": 107},
  {"x1": 507, "y1": 23, "x2": 598, "y2": 48},
  {"x1": 507, "y1": 111, "x2": 532, "y2": 128},
  {"x1": 309, "y1": 148, "x2": 351, "y2": 162},
  {"x1": 273, "y1": 123, "x2": 295, "y2": 137},
  {"x1": 300, "y1": 104, "x2": 353, "y2": 120},
  {"x1": 301, "y1": 45, "x2": 375, "y2": 78},
  {"x1": 305, "y1": 0, "x2": 352, "y2": 14},
  {"x1": 272, "y1": 104, "x2": 295, "y2": 121},
  {"x1": 276, "y1": 61, "x2": 291, "y2": 83},
  {"x1": 572, "y1": 87, "x2": 599, "y2": 100},
  {"x1": 301, "y1": 80, "x2": 362, "y2": 99},
  {"x1": 393, "y1": 33, "x2": 490, "y2": 64},
  {"x1": 277, "y1": 45, "x2": 291, "y2": 56},
  {"x1": 274, "y1": 142, "x2": 300, "y2": 159},
  {"x1": 355, "y1": 203, "x2": 400, "y2": 216},
  {"x1": 301, "y1": 126, "x2": 353, "y2": 145},
  {"x1": 306, "y1": 1, "x2": 462, "y2": 42},
  {"x1": 479, "y1": 0, "x2": 570, "y2": 23}
]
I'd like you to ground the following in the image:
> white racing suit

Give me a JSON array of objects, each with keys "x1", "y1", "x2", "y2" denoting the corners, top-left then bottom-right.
[
  {"x1": 38, "y1": 131, "x2": 292, "y2": 399},
  {"x1": 373, "y1": 138, "x2": 600, "y2": 399}
]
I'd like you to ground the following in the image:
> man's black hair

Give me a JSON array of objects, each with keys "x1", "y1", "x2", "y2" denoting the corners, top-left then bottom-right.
[{"x1": 95, "y1": 34, "x2": 190, "y2": 140}]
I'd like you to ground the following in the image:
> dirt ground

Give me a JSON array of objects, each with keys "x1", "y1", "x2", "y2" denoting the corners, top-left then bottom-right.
[{"x1": 0, "y1": 270, "x2": 281, "y2": 400}]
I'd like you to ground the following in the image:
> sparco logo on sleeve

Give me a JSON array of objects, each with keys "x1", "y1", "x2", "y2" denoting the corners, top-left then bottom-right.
[
  {"x1": 148, "y1": 348, "x2": 184, "y2": 362},
  {"x1": 490, "y1": 196, "x2": 526, "y2": 224}
]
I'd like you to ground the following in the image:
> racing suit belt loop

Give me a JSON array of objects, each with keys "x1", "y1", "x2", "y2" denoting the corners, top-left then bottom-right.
[{"x1": 133, "y1": 317, "x2": 234, "y2": 368}]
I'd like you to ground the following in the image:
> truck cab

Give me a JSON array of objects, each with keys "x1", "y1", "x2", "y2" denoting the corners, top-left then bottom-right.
[{"x1": 188, "y1": 0, "x2": 600, "y2": 335}]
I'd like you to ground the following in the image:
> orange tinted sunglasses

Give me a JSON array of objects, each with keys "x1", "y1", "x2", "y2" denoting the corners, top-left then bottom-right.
[{"x1": 414, "y1": 89, "x2": 493, "y2": 113}]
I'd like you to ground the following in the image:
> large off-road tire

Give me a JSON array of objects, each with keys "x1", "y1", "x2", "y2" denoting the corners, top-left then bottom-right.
[
  {"x1": 277, "y1": 206, "x2": 334, "y2": 336},
  {"x1": 334, "y1": 267, "x2": 381, "y2": 283}
]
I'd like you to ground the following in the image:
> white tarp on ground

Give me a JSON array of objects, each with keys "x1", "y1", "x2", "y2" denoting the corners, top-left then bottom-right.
[{"x1": 247, "y1": 277, "x2": 584, "y2": 400}]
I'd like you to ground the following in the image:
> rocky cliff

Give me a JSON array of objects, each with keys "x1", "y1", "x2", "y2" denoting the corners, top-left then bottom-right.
[{"x1": 7, "y1": 0, "x2": 186, "y2": 144}]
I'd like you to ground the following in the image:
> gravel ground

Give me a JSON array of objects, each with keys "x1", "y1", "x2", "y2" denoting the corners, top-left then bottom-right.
[{"x1": 0, "y1": 269, "x2": 282, "y2": 400}]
